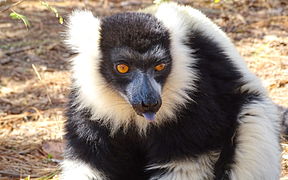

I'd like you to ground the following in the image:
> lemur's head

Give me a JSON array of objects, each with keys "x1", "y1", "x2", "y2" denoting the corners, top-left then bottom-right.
[
  {"x1": 66, "y1": 8, "x2": 195, "y2": 131},
  {"x1": 98, "y1": 12, "x2": 172, "y2": 121}
]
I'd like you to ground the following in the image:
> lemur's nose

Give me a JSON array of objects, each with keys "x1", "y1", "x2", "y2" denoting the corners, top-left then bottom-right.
[
  {"x1": 142, "y1": 100, "x2": 159, "y2": 107},
  {"x1": 132, "y1": 99, "x2": 162, "y2": 115}
]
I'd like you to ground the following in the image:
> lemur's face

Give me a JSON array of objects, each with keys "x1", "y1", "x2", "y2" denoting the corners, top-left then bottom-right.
[{"x1": 99, "y1": 12, "x2": 172, "y2": 121}]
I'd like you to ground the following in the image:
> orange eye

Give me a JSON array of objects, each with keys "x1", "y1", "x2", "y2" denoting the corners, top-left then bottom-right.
[
  {"x1": 116, "y1": 64, "x2": 129, "y2": 74},
  {"x1": 154, "y1": 63, "x2": 166, "y2": 71}
]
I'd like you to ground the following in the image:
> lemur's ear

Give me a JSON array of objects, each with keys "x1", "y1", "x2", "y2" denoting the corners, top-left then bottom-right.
[{"x1": 66, "y1": 10, "x2": 101, "y2": 53}]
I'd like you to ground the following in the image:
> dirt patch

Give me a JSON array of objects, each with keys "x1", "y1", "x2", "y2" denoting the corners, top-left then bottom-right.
[{"x1": 0, "y1": 0, "x2": 287, "y2": 179}]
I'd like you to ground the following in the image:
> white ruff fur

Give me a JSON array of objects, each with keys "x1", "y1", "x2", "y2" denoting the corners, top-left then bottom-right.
[
  {"x1": 148, "y1": 152, "x2": 219, "y2": 180},
  {"x1": 67, "y1": 11, "x2": 135, "y2": 133},
  {"x1": 61, "y1": 159, "x2": 106, "y2": 180}
]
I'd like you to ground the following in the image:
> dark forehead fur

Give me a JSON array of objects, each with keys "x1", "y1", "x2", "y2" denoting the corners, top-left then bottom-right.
[{"x1": 99, "y1": 12, "x2": 170, "y2": 53}]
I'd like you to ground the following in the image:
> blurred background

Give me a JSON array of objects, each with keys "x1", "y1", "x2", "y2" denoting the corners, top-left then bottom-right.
[{"x1": 0, "y1": 0, "x2": 287, "y2": 179}]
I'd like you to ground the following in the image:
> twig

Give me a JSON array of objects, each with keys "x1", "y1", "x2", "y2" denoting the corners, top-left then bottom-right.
[
  {"x1": 5, "y1": 46, "x2": 37, "y2": 56},
  {"x1": 32, "y1": 64, "x2": 52, "y2": 104},
  {"x1": 32, "y1": 64, "x2": 42, "y2": 81},
  {"x1": 0, "y1": 171, "x2": 38, "y2": 178},
  {"x1": 0, "y1": 112, "x2": 31, "y2": 121},
  {"x1": 0, "y1": 97, "x2": 13, "y2": 105},
  {"x1": 0, "y1": 0, "x2": 26, "y2": 13}
]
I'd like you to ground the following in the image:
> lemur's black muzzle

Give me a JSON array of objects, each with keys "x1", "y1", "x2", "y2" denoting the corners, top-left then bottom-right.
[
  {"x1": 126, "y1": 73, "x2": 162, "y2": 121},
  {"x1": 132, "y1": 99, "x2": 162, "y2": 115}
]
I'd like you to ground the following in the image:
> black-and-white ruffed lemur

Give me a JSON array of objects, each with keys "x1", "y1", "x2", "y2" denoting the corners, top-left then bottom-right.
[{"x1": 61, "y1": 3, "x2": 281, "y2": 180}]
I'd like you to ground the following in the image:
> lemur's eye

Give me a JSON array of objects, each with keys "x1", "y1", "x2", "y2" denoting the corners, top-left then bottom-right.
[
  {"x1": 116, "y1": 64, "x2": 129, "y2": 74},
  {"x1": 154, "y1": 63, "x2": 166, "y2": 71}
]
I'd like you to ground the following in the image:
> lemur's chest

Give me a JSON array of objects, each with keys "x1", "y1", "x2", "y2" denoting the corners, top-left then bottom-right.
[{"x1": 107, "y1": 133, "x2": 221, "y2": 180}]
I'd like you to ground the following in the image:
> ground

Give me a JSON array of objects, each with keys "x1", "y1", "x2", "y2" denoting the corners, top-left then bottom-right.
[{"x1": 0, "y1": 0, "x2": 287, "y2": 179}]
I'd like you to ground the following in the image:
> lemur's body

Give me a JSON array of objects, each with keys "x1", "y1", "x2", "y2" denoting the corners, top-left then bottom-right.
[{"x1": 62, "y1": 3, "x2": 280, "y2": 180}]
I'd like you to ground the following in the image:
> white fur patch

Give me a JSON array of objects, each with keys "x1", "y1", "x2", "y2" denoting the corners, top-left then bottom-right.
[
  {"x1": 60, "y1": 159, "x2": 106, "y2": 180},
  {"x1": 230, "y1": 99, "x2": 281, "y2": 180},
  {"x1": 148, "y1": 152, "x2": 219, "y2": 180},
  {"x1": 152, "y1": 3, "x2": 199, "y2": 122},
  {"x1": 66, "y1": 11, "x2": 101, "y2": 54}
]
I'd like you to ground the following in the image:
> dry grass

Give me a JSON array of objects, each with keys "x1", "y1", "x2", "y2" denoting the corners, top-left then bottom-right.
[{"x1": 0, "y1": 0, "x2": 287, "y2": 179}]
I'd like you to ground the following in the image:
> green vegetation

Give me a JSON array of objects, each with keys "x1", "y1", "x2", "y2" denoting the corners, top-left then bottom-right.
[
  {"x1": 9, "y1": 10, "x2": 30, "y2": 28},
  {"x1": 6, "y1": 0, "x2": 63, "y2": 29}
]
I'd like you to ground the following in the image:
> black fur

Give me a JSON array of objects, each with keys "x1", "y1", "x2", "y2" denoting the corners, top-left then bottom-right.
[
  {"x1": 65, "y1": 12, "x2": 262, "y2": 180},
  {"x1": 185, "y1": 31, "x2": 262, "y2": 179}
]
